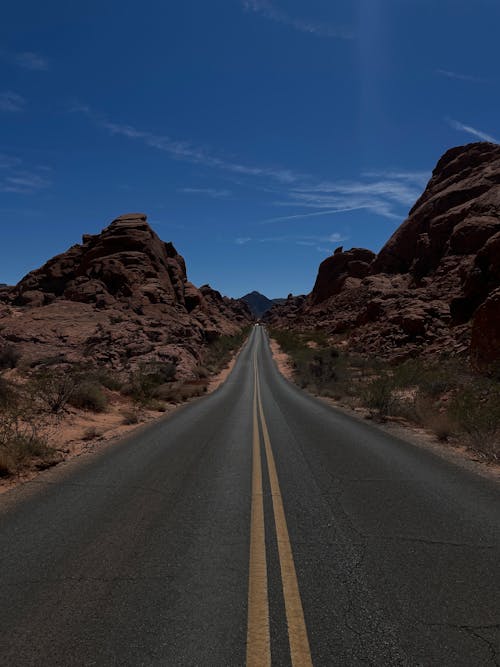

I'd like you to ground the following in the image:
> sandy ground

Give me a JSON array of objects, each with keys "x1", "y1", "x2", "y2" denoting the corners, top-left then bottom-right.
[
  {"x1": 270, "y1": 338, "x2": 500, "y2": 484},
  {"x1": 0, "y1": 344, "x2": 246, "y2": 495},
  {"x1": 269, "y1": 339, "x2": 295, "y2": 382}
]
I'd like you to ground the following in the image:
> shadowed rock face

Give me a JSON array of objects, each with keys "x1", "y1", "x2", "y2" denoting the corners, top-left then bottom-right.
[
  {"x1": 0, "y1": 214, "x2": 252, "y2": 376},
  {"x1": 265, "y1": 142, "x2": 500, "y2": 367},
  {"x1": 240, "y1": 291, "x2": 285, "y2": 318}
]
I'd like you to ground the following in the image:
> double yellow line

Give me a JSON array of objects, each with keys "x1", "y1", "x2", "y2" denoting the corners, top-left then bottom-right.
[{"x1": 246, "y1": 351, "x2": 313, "y2": 667}]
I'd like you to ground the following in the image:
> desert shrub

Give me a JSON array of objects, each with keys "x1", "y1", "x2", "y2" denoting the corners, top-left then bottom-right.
[
  {"x1": 178, "y1": 383, "x2": 207, "y2": 401},
  {"x1": 426, "y1": 411, "x2": 455, "y2": 442},
  {"x1": 82, "y1": 426, "x2": 102, "y2": 441},
  {"x1": 0, "y1": 400, "x2": 52, "y2": 475},
  {"x1": 0, "y1": 344, "x2": 20, "y2": 370},
  {"x1": 449, "y1": 382, "x2": 500, "y2": 458},
  {"x1": 69, "y1": 381, "x2": 108, "y2": 413},
  {"x1": 363, "y1": 374, "x2": 395, "y2": 418},
  {"x1": 126, "y1": 362, "x2": 177, "y2": 405},
  {"x1": 203, "y1": 327, "x2": 251, "y2": 374},
  {"x1": 94, "y1": 370, "x2": 123, "y2": 392},
  {"x1": 30, "y1": 369, "x2": 79, "y2": 413},
  {"x1": 270, "y1": 329, "x2": 344, "y2": 393},
  {"x1": 121, "y1": 408, "x2": 141, "y2": 425},
  {"x1": 146, "y1": 399, "x2": 168, "y2": 412}
]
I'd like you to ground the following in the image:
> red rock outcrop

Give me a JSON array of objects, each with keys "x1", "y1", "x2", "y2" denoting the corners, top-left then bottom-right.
[
  {"x1": 0, "y1": 214, "x2": 252, "y2": 377},
  {"x1": 265, "y1": 142, "x2": 500, "y2": 367}
]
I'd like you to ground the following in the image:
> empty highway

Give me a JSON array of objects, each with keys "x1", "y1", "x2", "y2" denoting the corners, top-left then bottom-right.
[{"x1": 0, "y1": 325, "x2": 499, "y2": 665}]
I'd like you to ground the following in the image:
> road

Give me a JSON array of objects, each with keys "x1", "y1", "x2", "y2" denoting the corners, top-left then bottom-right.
[{"x1": 0, "y1": 325, "x2": 499, "y2": 666}]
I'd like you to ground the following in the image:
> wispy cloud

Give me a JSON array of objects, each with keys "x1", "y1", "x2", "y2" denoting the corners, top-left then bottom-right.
[
  {"x1": 0, "y1": 91, "x2": 25, "y2": 112},
  {"x1": 179, "y1": 187, "x2": 232, "y2": 199},
  {"x1": 264, "y1": 170, "x2": 427, "y2": 223},
  {"x1": 242, "y1": 0, "x2": 352, "y2": 39},
  {"x1": 235, "y1": 232, "x2": 347, "y2": 251},
  {"x1": 10, "y1": 51, "x2": 49, "y2": 71},
  {"x1": 102, "y1": 119, "x2": 298, "y2": 183},
  {"x1": 74, "y1": 107, "x2": 301, "y2": 184},
  {"x1": 263, "y1": 206, "x2": 368, "y2": 224},
  {"x1": 447, "y1": 118, "x2": 498, "y2": 143},
  {"x1": 0, "y1": 155, "x2": 51, "y2": 194},
  {"x1": 436, "y1": 69, "x2": 486, "y2": 83}
]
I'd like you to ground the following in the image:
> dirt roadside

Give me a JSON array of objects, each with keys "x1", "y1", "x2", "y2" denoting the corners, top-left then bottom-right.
[
  {"x1": 0, "y1": 342, "x2": 247, "y2": 495},
  {"x1": 269, "y1": 338, "x2": 500, "y2": 484}
]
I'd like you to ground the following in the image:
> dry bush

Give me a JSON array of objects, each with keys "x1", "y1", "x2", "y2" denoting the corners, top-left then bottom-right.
[
  {"x1": 125, "y1": 362, "x2": 177, "y2": 405},
  {"x1": 449, "y1": 384, "x2": 500, "y2": 459},
  {"x1": 30, "y1": 369, "x2": 78, "y2": 413},
  {"x1": 362, "y1": 374, "x2": 395, "y2": 419},
  {"x1": 121, "y1": 408, "x2": 141, "y2": 425},
  {"x1": 82, "y1": 426, "x2": 102, "y2": 441},
  {"x1": 0, "y1": 398, "x2": 53, "y2": 475},
  {"x1": 203, "y1": 327, "x2": 251, "y2": 374},
  {"x1": 93, "y1": 369, "x2": 123, "y2": 392},
  {"x1": 69, "y1": 381, "x2": 108, "y2": 413}
]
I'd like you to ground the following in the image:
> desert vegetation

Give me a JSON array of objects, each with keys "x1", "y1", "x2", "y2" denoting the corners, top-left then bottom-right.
[
  {"x1": 270, "y1": 328, "x2": 500, "y2": 462},
  {"x1": 0, "y1": 328, "x2": 250, "y2": 479}
]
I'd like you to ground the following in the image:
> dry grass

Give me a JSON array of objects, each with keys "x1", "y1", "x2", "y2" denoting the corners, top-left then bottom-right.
[{"x1": 271, "y1": 327, "x2": 500, "y2": 462}]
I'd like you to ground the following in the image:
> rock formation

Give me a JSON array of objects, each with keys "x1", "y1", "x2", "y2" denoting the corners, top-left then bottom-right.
[
  {"x1": 265, "y1": 142, "x2": 500, "y2": 368},
  {"x1": 0, "y1": 214, "x2": 252, "y2": 377}
]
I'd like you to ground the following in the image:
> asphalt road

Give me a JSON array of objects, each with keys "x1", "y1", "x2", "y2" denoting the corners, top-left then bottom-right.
[{"x1": 1, "y1": 325, "x2": 500, "y2": 666}]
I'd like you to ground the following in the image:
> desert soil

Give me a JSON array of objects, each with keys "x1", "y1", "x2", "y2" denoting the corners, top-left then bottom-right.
[
  {"x1": 0, "y1": 343, "x2": 247, "y2": 495},
  {"x1": 270, "y1": 338, "x2": 500, "y2": 484}
]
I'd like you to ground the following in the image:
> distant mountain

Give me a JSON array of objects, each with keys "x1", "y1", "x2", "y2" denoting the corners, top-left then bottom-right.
[{"x1": 241, "y1": 291, "x2": 286, "y2": 318}]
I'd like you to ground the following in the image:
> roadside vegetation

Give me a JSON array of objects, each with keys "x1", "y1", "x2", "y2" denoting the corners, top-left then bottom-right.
[
  {"x1": 270, "y1": 328, "x2": 500, "y2": 463},
  {"x1": 0, "y1": 328, "x2": 251, "y2": 479}
]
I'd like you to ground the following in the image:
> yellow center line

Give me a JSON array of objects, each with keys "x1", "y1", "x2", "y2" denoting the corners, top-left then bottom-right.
[
  {"x1": 246, "y1": 335, "x2": 313, "y2": 667},
  {"x1": 256, "y1": 362, "x2": 313, "y2": 667},
  {"x1": 246, "y1": 354, "x2": 271, "y2": 667}
]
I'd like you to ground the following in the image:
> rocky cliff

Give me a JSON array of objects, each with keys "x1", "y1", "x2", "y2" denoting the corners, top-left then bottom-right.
[
  {"x1": 0, "y1": 213, "x2": 252, "y2": 376},
  {"x1": 265, "y1": 142, "x2": 500, "y2": 368}
]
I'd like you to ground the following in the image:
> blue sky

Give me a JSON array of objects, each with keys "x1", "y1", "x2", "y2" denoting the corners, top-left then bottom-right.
[{"x1": 0, "y1": 0, "x2": 498, "y2": 298}]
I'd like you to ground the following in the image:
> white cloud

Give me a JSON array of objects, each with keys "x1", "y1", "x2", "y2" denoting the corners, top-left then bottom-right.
[
  {"x1": 447, "y1": 118, "x2": 498, "y2": 144},
  {"x1": 0, "y1": 155, "x2": 51, "y2": 194},
  {"x1": 235, "y1": 237, "x2": 252, "y2": 245},
  {"x1": 179, "y1": 187, "x2": 232, "y2": 199},
  {"x1": 436, "y1": 69, "x2": 485, "y2": 83},
  {"x1": 238, "y1": 232, "x2": 347, "y2": 246},
  {"x1": 97, "y1": 117, "x2": 299, "y2": 184},
  {"x1": 264, "y1": 169, "x2": 430, "y2": 223},
  {"x1": 0, "y1": 91, "x2": 25, "y2": 112},
  {"x1": 11, "y1": 51, "x2": 48, "y2": 71},
  {"x1": 242, "y1": 0, "x2": 352, "y2": 39}
]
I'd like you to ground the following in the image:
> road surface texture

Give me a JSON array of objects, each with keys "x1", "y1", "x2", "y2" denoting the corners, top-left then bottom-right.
[{"x1": 1, "y1": 326, "x2": 499, "y2": 666}]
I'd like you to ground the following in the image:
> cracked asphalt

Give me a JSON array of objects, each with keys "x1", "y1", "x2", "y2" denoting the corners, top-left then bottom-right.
[{"x1": 0, "y1": 325, "x2": 499, "y2": 665}]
